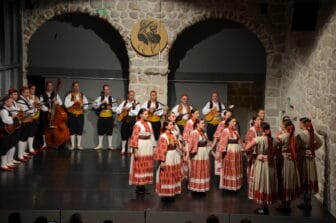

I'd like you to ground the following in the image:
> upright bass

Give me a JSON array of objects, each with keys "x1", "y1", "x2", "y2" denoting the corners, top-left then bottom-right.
[{"x1": 45, "y1": 80, "x2": 70, "y2": 147}]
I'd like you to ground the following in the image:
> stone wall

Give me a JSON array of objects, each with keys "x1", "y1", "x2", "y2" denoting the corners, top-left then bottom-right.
[
  {"x1": 279, "y1": 2, "x2": 336, "y2": 216},
  {"x1": 227, "y1": 81, "x2": 265, "y2": 111}
]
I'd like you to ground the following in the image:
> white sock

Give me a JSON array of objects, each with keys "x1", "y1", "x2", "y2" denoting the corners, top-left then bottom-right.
[
  {"x1": 18, "y1": 141, "x2": 26, "y2": 159},
  {"x1": 28, "y1": 137, "x2": 34, "y2": 152},
  {"x1": 77, "y1": 135, "x2": 82, "y2": 147},
  {"x1": 98, "y1": 135, "x2": 103, "y2": 147},
  {"x1": 108, "y1": 135, "x2": 113, "y2": 147},
  {"x1": 121, "y1": 140, "x2": 126, "y2": 152},
  {"x1": 8, "y1": 147, "x2": 15, "y2": 163},
  {"x1": 42, "y1": 135, "x2": 47, "y2": 147},
  {"x1": 70, "y1": 135, "x2": 76, "y2": 148},
  {"x1": 1, "y1": 155, "x2": 8, "y2": 168}
]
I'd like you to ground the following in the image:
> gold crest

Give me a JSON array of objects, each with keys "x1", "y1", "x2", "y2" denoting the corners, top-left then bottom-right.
[{"x1": 130, "y1": 18, "x2": 168, "y2": 56}]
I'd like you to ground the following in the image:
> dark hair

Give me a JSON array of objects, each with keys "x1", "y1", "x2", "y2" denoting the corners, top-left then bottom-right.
[
  {"x1": 103, "y1": 220, "x2": 113, "y2": 223},
  {"x1": 102, "y1": 84, "x2": 109, "y2": 89},
  {"x1": 193, "y1": 118, "x2": 204, "y2": 129},
  {"x1": 8, "y1": 212, "x2": 21, "y2": 223},
  {"x1": 257, "y1": 108, "x2": 264, "y2": 113},
  {"x1": 161, "y1": 120, "x2": 170, "y2": 133},
  {"x1": 250, "y1": 115, "x2": 261, "y2": 126},
  {"x1": 300, "y1": 117, "x2": 316, "y2": 155},
  {"x1": 72, "y1": 81, "x2": 79, "y2": 87},
  {"x1": 206, "y1": 214, "x2": 219, "y2": 223},
  {"x1": 137, "y1": 108, "x2": 147, "y2": 119},
  {"x1": 34, "y1": 216, "x2": 48, "y2": 223},
  {"x1": 70, "y1": 213, "x2": 83, "y2": 223},
  {"x1": 225, "y1": 117, "x2": 235, "y2": 126},
  {"x1": 190, "y1": 109, "x2": 198, "y2": 115}
]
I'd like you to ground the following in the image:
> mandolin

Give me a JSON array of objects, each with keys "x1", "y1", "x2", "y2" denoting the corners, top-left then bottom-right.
[
  {"x1": 175, "y1": 112, "x2": 190, "y2": 122},
  {"x1": 204, "y1": 108, "x2": 220, "y2": 122},
  {"x1": 117, "y1": 102, "x2": 139, "y2": 122}
]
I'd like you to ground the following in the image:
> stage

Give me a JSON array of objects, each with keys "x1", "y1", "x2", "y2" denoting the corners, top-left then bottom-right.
[{"x1": 0, "y1": 149, "x2": 335, "y2": 223}]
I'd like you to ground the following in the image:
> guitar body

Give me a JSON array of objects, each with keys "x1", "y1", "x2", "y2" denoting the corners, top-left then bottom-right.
[
  {"x1": 117, "y1": 110, "x2": 128, "y2": 122},
  {"x1": 205, "y1": 108, "x2": 220, "y2": 122}
]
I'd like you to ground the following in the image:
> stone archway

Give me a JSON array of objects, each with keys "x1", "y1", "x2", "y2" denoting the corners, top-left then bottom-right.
[
  {"x1": 165, "y1": 8, "x2": 282, "y2": 130},
  {"x1": 22, "y1": 3, "x2": 129, "y2": 83}
]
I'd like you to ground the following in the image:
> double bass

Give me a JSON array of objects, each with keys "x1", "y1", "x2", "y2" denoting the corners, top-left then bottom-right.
[{"x1": 45, "y1": 80, "x2": 70, "y2": 147}]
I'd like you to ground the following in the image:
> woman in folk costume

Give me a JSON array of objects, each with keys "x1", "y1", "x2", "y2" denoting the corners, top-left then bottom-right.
[
  {"x1": 186, "y1": 119, "x2": 211, "y2": 192},
  {"x1": 215, "y1": 117, "x2": 244, "y2": 191},
  {"x1": 296, "y1": 117, "x2": 323, "y2": 210},
  {"x1": 211, "y1": 110, "x2": 232, "y2": 176},
  {"x1": 129, "y1": 108, "x2": 156, "y2": 194},
  {"x1": 244, "y1": 122, "x2": 277, "y2": 215},
  {"x1": 275, "y1": 119, "x2": 300, "y2": 213},
  {"x1": 182, "y1": 109, "x2": 200, "y2": 180},
  {"x1": 245, "y1": 115, "x2": 262, "y2": 199},
  {"x1": 154, "y1": 120, "x2": 182, "y2": 198}
]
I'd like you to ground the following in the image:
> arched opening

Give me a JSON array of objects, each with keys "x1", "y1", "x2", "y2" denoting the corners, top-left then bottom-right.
[
  {"x1": 168, "y1": 19, "x2": 266, "y2": 136},
  {"x1": 27, "y1": 12, "x2": 129, "y2": 148}
]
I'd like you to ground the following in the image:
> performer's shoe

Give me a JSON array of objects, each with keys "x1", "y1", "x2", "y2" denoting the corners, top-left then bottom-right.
[
  {"x1": 0, "y1": 166, "x2": 12, "y2": 172},
  {"x1": 29, "y1": 150, "x2": 38, "y2": 155},
  {"x1": 68, "y1": 145, "x2": 75, "y2": 150},
  {"x1": 7, "y1": 164, "x2": 16, "y2": 169},
  {"x1": 276, "y1": 204, "x2": 291, "y2": 213},
  {"x1": 24, "y1": 155, "x2": 32, "y2": 159},
  {"x1": 120, "y1": 151, "x2": 126, "y2": 155},
  {"x1": 77, "y1": 146, "x2": 84, "y2": 150},
  {"x1": 94, "y1": 145, "x2": 102, "y2": 150},
  {"x1": 108, "y1": 146, "x2": 115, "y2": 150},
  {"x1": 40, "y1": 146, "x2": 47, "y2": 151},
  {"x1": 17, "y1": 158, "x2": 27, "y2": 163},
  {"x1": 12, "y1": 160, "x2": 21, "y2": 164}
]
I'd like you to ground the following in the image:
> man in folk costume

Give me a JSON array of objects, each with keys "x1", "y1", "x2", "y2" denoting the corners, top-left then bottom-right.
[
  {"x1": 116, "y1": 90, "x2": 140, "y2": 155},
  {"x1": 0, "y1": 96, "x2": 16, "y2": 171},
  {"x1": 92, "y1": 84, "x2": 118, "y2": 150},
  {"x1": 202, "y1": 91, "x2": 226, "y2": 142},
  {"x1": 141, "y1": 90, "x2": 164, "y2": 142},
  {"x1": 64, "y1": 82, "x2": 89, "y2": 150},
  {"x1": 8, "y1": 88, "x2": 21, "y2": 165},
  {"x1": 27, "y1": 84, "x2": 40, "y2": 154},
  {"x1": 17, "y1": 86, "x2": 35, "y2": 161},
  {"x1": 171, "y1": 94, "x2": 193, "y2": 134},
  {"x1": 39, "y1": 81, "x2": 63, "y2": 149}
]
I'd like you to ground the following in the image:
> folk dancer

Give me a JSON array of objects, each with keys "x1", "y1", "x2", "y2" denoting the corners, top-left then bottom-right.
[
  {"x1": 244, "y1": 122, "x2": 278, "y2": 215},
  {"x1": 275, "y1": 119, "x2": 300, "y2": 213},
  {"x1": 92, "y1": 84, "x2": 118, "y2": 150},
  {"x1": 215, "y1": 117, "x2": 244, "y2": 191},
  {"x1": 296, "y1": 118, "x2": 322, "y2": 210},
  {"x1": 17, "y1": 86, "x2": 35, "y2": 161},
  {"x1": 116, "y1": 90, "x2": 140, "y2": 155},
  {"x1": 39, "y1": 81, "x2": 63, "y2": 149},
  {"x1": 154, "y1": 120, "x2": 182, "y2": 198},
  {"x1": 171, "y1": 94, "x2": 192, "y2": 134},
  {"x1": 141, "y1": 90, "x2": 164, "y2": 141},
  {"x1": 129, "y1": 108, "x2": 156, "y2": 194},
  {"x1": 202, "y1": 92, "x2": 225, "y2": 142},
  {"x1": 64, "y1": 82, "x2": 89, "y2": 150}
]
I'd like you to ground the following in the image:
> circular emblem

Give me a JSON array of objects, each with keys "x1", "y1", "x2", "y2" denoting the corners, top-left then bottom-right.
[{"x1": 130, "y1": 18, "x2": 168, "y2": 56}]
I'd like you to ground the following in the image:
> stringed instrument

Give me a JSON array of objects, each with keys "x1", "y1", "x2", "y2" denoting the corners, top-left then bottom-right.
[
  {"x1": 45, "y1": 80, "x2": 70, "y2": 147},
  {"x1": 16, "y1": 110, "x2": 34, "y2": 124},
  {"x1": 3, "y1": 116, "x2": 21, "y2": 134},
  {"x1": 204, "y1": 108, "x2": 220, "y2": 122},
  {"x1": 117, "y1": 102, "x2": 139, "y2": 122},
  {"x1": 175, "y1": 112, "x2": 190, "y2": 123}
]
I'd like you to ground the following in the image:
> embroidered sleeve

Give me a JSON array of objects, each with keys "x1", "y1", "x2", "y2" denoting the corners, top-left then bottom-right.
[
  {"x1": 183, "y1": 121, "x2": 192, "y2": 141},
  {"x1": 217, "y1": 130, "x2": 229, "y2": 152},
  {"x1": 188, "y1": 131, "x2": 199, "y2": 154},
  {"x1": 129, "y1": 124, "x2": 140, "y2": 148},
  {"x1": 154, "y1": 135, "x2": 168, "y2": 161}
]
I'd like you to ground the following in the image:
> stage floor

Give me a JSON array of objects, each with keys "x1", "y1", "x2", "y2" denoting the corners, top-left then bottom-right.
[{"x1": 0, "y1": 149, "x2": 334, "y2": 219}]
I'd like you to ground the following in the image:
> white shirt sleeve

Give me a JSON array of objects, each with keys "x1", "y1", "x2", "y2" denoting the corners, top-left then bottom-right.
[
  {"x1": 93, "y1": 96, "x2": 101, "y2": 109},
  {"x1": 57, "y1": 94, "x2": 63, "y2": 106},
  {"x1": 40, "y1": 95, "x2": 48, "y2": 112},
  {"x1": 0, "y1": 109, "x2": 13, "y2": 125},
  {"x1": 116, "y1": 101, "x2": 125, "y2": 114},
  {"x1": 111, "y1": 97, "x2": 118, "y2": 113},
  {"x1": 64, "y1": 94, "x2": 74, "y2": 108},
  {"x1": 154, "y1": 102, "x2": 163, "y2": 116},
  {"x1": 83, "y1": 95, "x2": 89, "y2": 110},
  {"x1": 129, "y1": 103, "x2": 140, "y2": 117},
  {"x1": 171, "y1": 105, "x2": 179, "y2": 116},
  {"x1": 202, "y1": 102, "x2": 211, "y2": 115}
]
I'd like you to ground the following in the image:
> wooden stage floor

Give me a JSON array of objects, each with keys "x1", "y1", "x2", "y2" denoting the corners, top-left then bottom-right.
[{"x1": 0, "y1": 149, "x2": 334, "y2": 220}]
